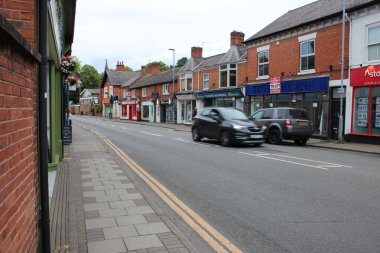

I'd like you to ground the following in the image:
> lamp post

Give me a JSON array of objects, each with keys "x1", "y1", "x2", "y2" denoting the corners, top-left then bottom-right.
[
  {"x1": 338, "y1": 0, "x2": 346, "y2": 141},
  {"x1": 169, "y1": 49, "x2": 175, "y2": 125}
]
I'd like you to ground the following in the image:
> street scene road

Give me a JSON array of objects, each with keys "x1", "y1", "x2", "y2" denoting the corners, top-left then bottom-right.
[{"x1": 73, "y1": 115, "x2": 380, "y2": 253}]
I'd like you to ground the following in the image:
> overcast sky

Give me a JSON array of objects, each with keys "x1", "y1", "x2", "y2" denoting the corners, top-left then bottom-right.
[{"x1": 72, "y1": 0, "x2": 316, "y2": 73}]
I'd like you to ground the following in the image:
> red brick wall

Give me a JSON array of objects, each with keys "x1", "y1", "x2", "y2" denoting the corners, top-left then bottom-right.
[
  {"x1": 0, "y1": 4, "x2": 39, "y2": 252},
  {"x1": 247, "y1": 23, "x2": 349, "y2": 82}
]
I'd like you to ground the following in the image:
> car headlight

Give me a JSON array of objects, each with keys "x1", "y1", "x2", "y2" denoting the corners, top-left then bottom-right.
[
  {"x1": 262, "y1": 125, "x2": 267, "y2": 130},
  {"x1": 232, "y1": 124, "x2": 246, "y2": 130}
]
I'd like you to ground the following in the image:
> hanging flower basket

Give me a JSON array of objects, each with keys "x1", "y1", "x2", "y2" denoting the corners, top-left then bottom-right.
[
  {"x1": 61, "y1": 55, "x2": 79, "y2": 74},
  {"x1": 66, "y1": 74, "x2": 82, "y2": 87}
]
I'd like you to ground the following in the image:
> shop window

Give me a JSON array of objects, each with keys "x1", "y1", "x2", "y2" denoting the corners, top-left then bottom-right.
[
  {"x1": 215, "y1": 98, "x2": 235, "y2": 107},
  {"x1": 142, "y1": 88, "x2": 147, "y2": 97},
  {"x1": 131, "y1": 90, "x2": 136, "y2": 98},
  {"x1": 258, "y1": 51, "x2": 269, "y2": 77},
  {"x1": 353, "y1": 87, "x2": 370, "y2": 134},
  {"x1": 203, "y1": 73, "x2": 209, "y2": 89},
  {"x1": 219, "y1": 64, "x2": 237, "y2": 88},
  {"x1": 300, "y1": 40, "x2": 315, "y2": 71},
  {"x1": 163, "y1": 83, "x2": 169, "y2": 95},
  {"x1": 370, "y1": 86, "x2": 380, "y2": 135},
  {"x1": 368, "y1": 24, "x2": 380, "y2": 62}
]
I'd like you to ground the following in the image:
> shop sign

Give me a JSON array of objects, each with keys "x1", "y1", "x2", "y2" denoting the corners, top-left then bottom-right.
[
  {"x1": 152, "y1": 92, "x2": 159, "y2": 99},
  {"x1": 270, "y1": 77, "x2": 281, "y2": 94},
  {"x1": 195, "y1": 90, "x2": 244, "y2": 99},
  {"x1": 351, "y1": 66, "x2": 380, "y2": 86},
  {"x1": 176, "y1": 94, "x2": 195, "y2": 100},
  {"x1": 63, "y1": 126, "x2": 72, "y2": 145}
]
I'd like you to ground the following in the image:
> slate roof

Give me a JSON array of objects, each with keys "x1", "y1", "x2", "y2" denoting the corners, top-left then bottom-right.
[
  {"x1": 177, "y1": 57, "x2": 204, "y2": 74},
  {"x1": 245, "y1": 0, "x2": 375, "y2": 42},
  {"x1": 101, "y1": 69, "x2": 140, "y2": 88},
  {"x1": 218, "y1": 44, "x2": 247, "y2": 64},
  {"x1": 194, "y1": 53, "x2": 225, "y2": 71},
  {"x1": 128, "y1": 69, "x2": 179, "y2": 89},
  {"x1": 85, "y1": 89, "x2": 99, "y2": 94}
]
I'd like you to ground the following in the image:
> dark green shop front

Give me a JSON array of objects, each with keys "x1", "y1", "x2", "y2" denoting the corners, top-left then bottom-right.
[
  {"x1": 246, "y1": 76, "x2": 330, "y2": 137},
  {"x1": 195, "y1": 89, "x2": 244, "y2": 108}
]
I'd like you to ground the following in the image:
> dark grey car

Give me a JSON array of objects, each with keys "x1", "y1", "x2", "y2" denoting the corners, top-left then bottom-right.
[
  {"x1": 249, "y1": 107, "x2": 313, "y2": 145},
  {"x1": 192, "y1": 107, "x2": 266, "y2": 146}
]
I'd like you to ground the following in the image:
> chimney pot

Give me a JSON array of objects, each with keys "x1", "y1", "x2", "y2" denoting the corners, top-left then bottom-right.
[
  {"x1": 116, "y1": 60, "x2": 125, "y2": 71},
  {"x1": 230, "y1": 31, "x2": 245, "y2": 47}
]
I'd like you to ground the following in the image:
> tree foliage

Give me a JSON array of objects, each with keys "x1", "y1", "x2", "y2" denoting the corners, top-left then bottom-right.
[
  {"x1": 80, "y1": 64, "x2": 101, "y2": 89},
  {"x1": 146, "y1": 61, "x2": 170, "y2": 71},
  {"x1": 176, "y1": 57, "x2": 188, "y2": 68},
  {"x1": 124, "y1": 66, "x2": 133, "y2": 71}
]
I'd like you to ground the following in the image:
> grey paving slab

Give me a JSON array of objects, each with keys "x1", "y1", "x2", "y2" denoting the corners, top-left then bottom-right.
[
  {"x1": 85, "y1": 218, "x2": 117, "y2": 229},
  {"x1": 126, "y1": 206, "x2": 155, "y2": 215},
  {"x1": 102, "y1": 180, "x2": 122, "y2": 185},
  {"x1": 116, "y1": 215, "x2": 147, "y2": 226},
  {"x1": 82, "y1": 174, "x2": 100, "y2": 179},
  {"x1": 88, "y1": 239, "x2": 127, "y2": 253},
  {"x1": 95, "y1": 194, "x2": 120, "y2": 203},
  {"x1": 119, "y1": 193, "x2": 144, "y2": 200},
  {"x1": 109, "y1": 200, "x2": 136, "y2": 209},
  {"x1": 93, "y1": 185, "x2": 115, "y2": 191},
  {"x1": 114, "y1": 183, "x2": 136, "y2": 189},
  {"x1": 135, "y1": 222, "x2": 170, "y2": 235},
  {"x1": 105, "y1": 189, "x2": 129, "y2": 196},
  {"x1": 110, "y1": 176, "x2": 129, "y2": 180},
  {"x1": 124, "y1": 235, "x2": 163, "y2": 251},
  {"x1": 83, "y1": 181, "x2": 102, "y2": 187},
  {"x1": 84, "y1": 203, "x2": 110, "y2": 211},
  {"x1": 103, "y1": 225, "x2": 138, "y2": 239},
  {"x1": 98, "y1": 208, "x2": 128, "y2": 218},
  {"x1": 83, "y1": 191, "x2": 106, "y2": 198}
]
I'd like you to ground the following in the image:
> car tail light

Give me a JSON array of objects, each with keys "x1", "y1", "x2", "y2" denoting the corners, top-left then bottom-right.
[{"x1": 284, "y1": 119, "x2": 292, "y2": 126}]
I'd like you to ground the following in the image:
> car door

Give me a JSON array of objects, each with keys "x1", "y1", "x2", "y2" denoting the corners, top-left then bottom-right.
[
  {"x1": 207, "y1": 109, "x2": 222, "y2": 139},
  {"x1": 196, "y1": 108, "x2": 211, "y2": 137},
  {"x1": 250, "y1": 110, "x2": 265, "y2": 124}
]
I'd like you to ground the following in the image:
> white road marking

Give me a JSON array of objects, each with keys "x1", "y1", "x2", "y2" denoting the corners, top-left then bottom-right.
[
  {"x1": 141, "y1": 131, "x2": 162, "y2": 137},
  {"x1": 174, "y1": 138, "x2": 210, "y2": 147},
  {"x1": 270, "y1": 154, "x2": 352, "y2": 168},
  {"x1": 239, "y1": 152, "x2": 329, "y2": 170},
  {"x1": 121, "y1": 127, "x2": 126, "y2": 130}
]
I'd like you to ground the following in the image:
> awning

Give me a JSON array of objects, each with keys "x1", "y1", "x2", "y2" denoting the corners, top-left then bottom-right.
[{"x1": 176, "y1": 94, "x2": 195, "y2": 100}]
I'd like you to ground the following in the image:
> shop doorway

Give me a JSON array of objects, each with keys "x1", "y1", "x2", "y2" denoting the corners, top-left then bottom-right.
[{"x1": 330, "y1": 88, "x2": 346, "y2": 139}]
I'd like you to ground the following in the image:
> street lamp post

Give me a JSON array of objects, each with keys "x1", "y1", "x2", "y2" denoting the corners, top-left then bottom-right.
[
  {"x1": 169, "y1": 49, "x2": 175, "y2": 125},
  {"x1": 338, "y1": 0, "x2": 346, "y2": 141}
]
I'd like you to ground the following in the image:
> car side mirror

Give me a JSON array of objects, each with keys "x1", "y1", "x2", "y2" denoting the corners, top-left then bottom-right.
[{"x1": 211, "y1": 114, "x2": 221, "y2": 121}]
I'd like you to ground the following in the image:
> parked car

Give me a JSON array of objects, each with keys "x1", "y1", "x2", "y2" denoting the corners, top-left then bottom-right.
[
  {"x1": 192, "y1": 107, "x2": 266, "y2": 146},
  {"x1": 249, "y1": 107, "x2": 313, "y2": 145}
]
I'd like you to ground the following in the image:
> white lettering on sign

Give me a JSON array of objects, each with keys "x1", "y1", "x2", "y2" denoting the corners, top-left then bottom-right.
[{"x1": 364, "y1": 69, "x2": 380, "y2": 78}]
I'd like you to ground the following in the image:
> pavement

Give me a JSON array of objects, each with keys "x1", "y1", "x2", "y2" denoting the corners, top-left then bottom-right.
[
  {"x1": 54, "y1": 125, "x2": 193, "y2": 253},
  {"x1": 94, "y1": 116, "x2": 380, "y2": 155}
]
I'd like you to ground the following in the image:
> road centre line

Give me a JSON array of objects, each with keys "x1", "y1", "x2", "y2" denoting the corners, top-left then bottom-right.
[
  {"x1": 91, "y1": 129, "x2": 242, "y2": 253},
  {"x1": 239, "y1": 152, "x2": 329, "y2": 170},
  {"x1": 141, "y1": 131, "x2": 162, "y2": 137}
]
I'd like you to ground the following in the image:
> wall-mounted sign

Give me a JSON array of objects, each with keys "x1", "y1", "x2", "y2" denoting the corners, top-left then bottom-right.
[
  {"x1": 270, "y1": 77, "x2": 281, "y2": 94},
  {"x1": 63, "y1": 126, "x2": 72, "y2": 145},
  {"x1": 152, "y1": 92, "x2": 159, "y2": 99},
  {"x1": 351, "y1": 66, "x2": 380, "y2": 86}
]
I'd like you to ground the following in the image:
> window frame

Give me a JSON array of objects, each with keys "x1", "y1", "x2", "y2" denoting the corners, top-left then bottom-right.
[
  {"x1": 219, "y1": 64, "x2": 238, "y2": 88},
  {"x1": 258, "y1": 50, "x2": 269, "y2": 78},
  {"x1": 300, "y1": 39, "x2": 315, "y2": 72},
  {"x1": 142, "y1": 87, "x2": 147, "y2": 98},
  {"x1": 367, "y1": 23, "x2": 380, "y2": 63},
  {"x1": 163, "y1": 83, "x2": 169, "y2": 95},
  {"x1": 180, "y1": 73, "x2": 193, "y2": 91},
  {"x1": 109, "y1": 86, "x2": 114, "y2": 97},
  {"x1": 203, "y1": 73, "x2": 210, "y2": 89},
  {"x1": 104, "y1": 87, "x2": 108, "y2": 98},
  {"x1": 131, "y1": 89, "x2": 136, "y2": 99}
]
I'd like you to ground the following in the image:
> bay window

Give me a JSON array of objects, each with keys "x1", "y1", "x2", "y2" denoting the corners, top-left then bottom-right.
[{"x1": 219, "y1": 64, "x2": 237, "y2": 88}]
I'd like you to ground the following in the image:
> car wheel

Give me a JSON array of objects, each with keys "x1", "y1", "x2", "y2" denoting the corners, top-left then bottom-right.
[
  {"x1": 295, "y1": 139, "x2": 307, "y2": 146},
  {"x1": 220, "y1": 131, "x2": 231, "y2": 147},
  {"x1": 268, "y1": 128, "x2": 282, "y2": 145},
  {"x1": 192, "y1": 127, "x2": 202, "y2": 142}
]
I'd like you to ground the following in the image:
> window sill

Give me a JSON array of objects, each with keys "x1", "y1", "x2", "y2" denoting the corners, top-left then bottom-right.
[
  {"x1": 298, "y1": 69, "x2": 316, "y2": 75},
  {"x1": 256, "y1": 76, "x2": 269, "y2": 80}
]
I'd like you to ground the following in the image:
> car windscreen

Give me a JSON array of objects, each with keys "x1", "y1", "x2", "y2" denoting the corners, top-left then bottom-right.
[
  {"x1": 287, "y1": 109, "x2": 311, "y2": 120},
  {"x1": 219, "y1": 109, "x2": 248, "y2": 120}
]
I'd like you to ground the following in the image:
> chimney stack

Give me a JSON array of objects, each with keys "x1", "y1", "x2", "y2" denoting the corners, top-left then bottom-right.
[
  {"x1": 147, "y1": 62, "x2": 160, "y2": 75},
  {"x1": 230, "y1": 31, "x2": 245, "y2": 47},
  {"x1": 116, "y1": 61, "x2": 125, "y2": 71},
  {"x1": 141, "y1": 66, "x2": 147, "y2": 76},
  {"x1": 191, "y1": 47, "x2": 203, "y2": 58}
]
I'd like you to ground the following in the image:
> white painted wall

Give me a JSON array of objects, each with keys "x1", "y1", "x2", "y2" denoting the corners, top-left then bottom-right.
[{"x1": 351, "y1": 8, "x2": 380, "y2": 67}]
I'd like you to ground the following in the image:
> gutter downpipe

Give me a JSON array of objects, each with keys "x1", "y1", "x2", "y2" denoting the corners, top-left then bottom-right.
[{"x1": 38, "y1": 0, "x2": 51, "y2": 252}]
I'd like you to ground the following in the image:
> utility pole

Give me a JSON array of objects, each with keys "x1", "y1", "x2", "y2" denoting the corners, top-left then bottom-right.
[
  {"x1": 338, "y1": 0, "x2": 346, "y2": 141},
  {"x1": 169, "y1": 49, "x2": 175, "y2": 124}
]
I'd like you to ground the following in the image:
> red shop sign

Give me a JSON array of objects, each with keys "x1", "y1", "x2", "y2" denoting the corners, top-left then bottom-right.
[{"x1": 350, "y1": 66, "x2": 380, "y2": 87}]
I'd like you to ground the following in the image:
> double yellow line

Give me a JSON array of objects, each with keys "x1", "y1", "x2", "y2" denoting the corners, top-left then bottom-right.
[{"x1": 92, "y1": 130, "x2": 243, "y2": 253}]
